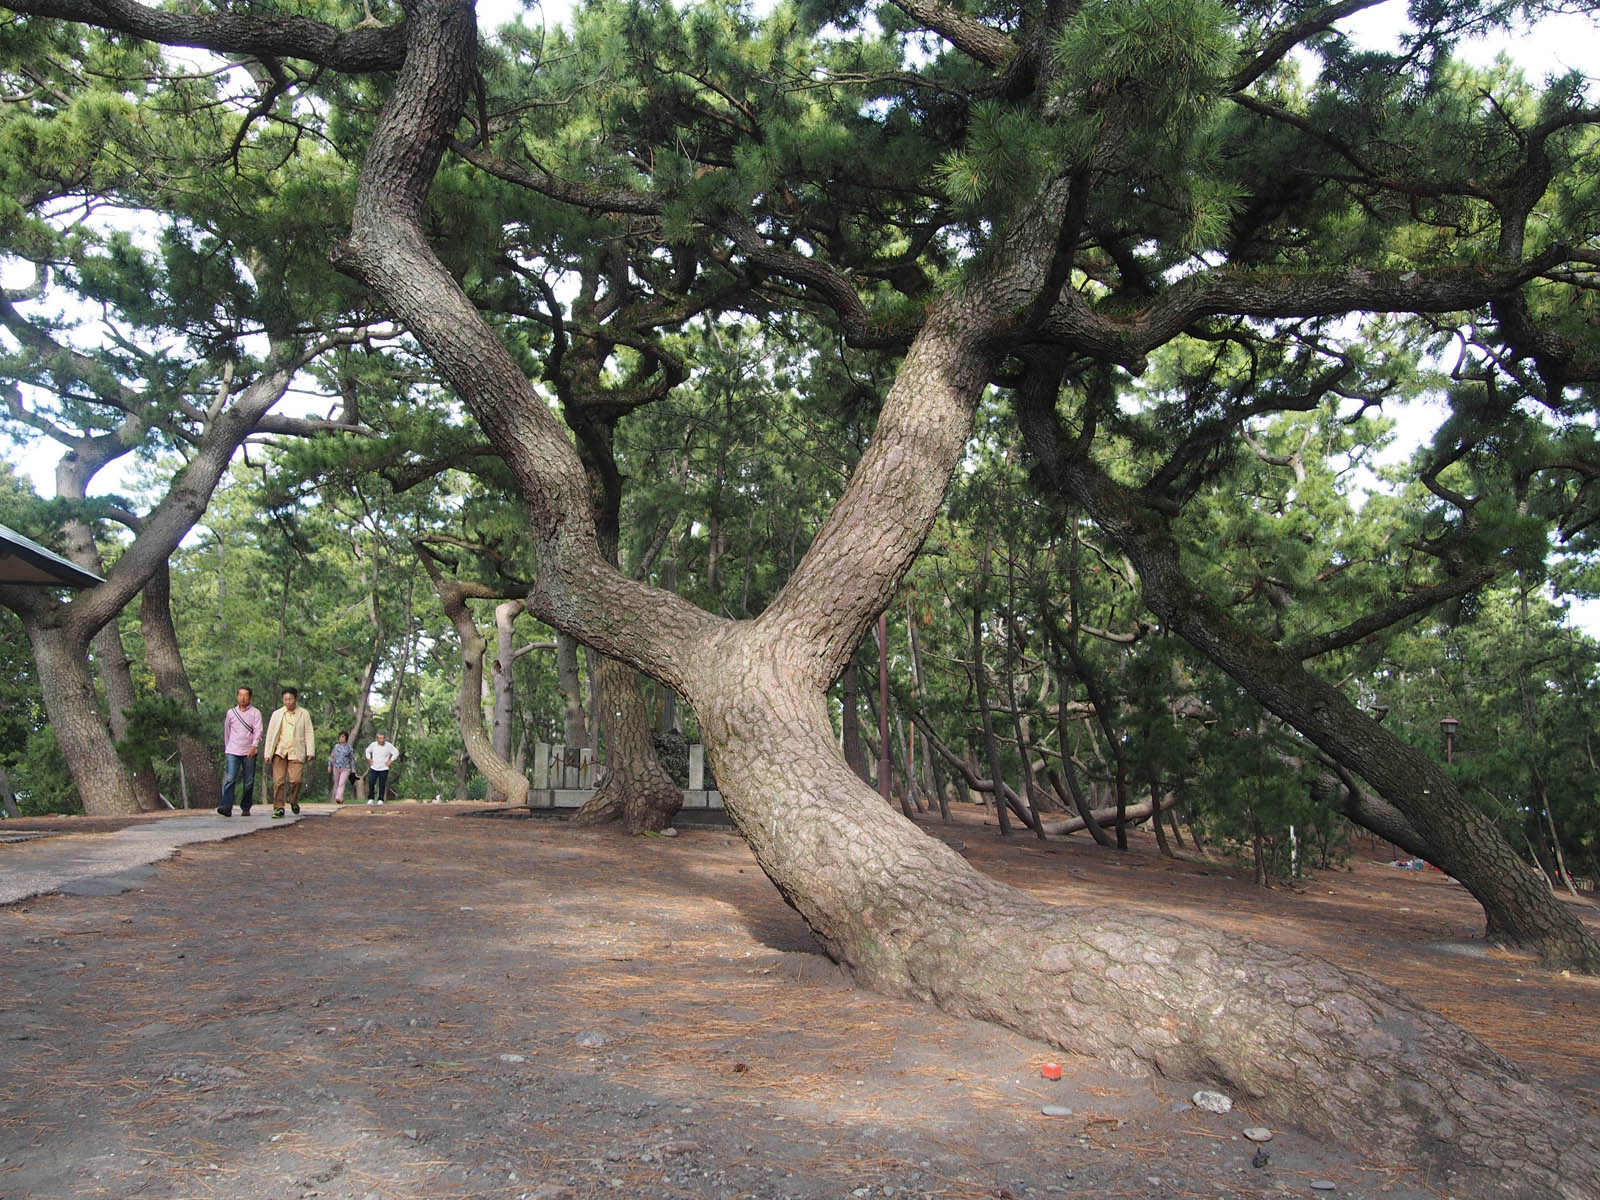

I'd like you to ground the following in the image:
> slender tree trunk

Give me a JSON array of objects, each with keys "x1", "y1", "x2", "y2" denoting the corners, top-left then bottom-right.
[
  {"x1": 486, "y1": 599, "x2": 522, "y2": 804},
  {"x1": 1167, "y1": 808, "x2": 1186, "y2": 850},
  {"x1": 0, "y1": 764, "x2": 21, "y2": 818},
  {"x1": 1003, "y1": 548, "x2": 1045, "y2": 838},
  {"x1": 972, "y1": 581, "x2": 1011, "y2": 834},
  {"x1": 385, "y1": 576, "x2": 417, "y2": 737},
  {"x1": 141, "y1": 562, "x2": 221, "y2": 806},
  {"x1": 1150, "y1": 773, "x2": 1174, "y2": 858},
  {"x1": 1049, "y1": 682, "x2": 1115, "y2": 846},
  {"x1": 555, "y1": 632, "x2": 589, "y2": 750},
  {"x1": 840, "y1": 655, "x2": 870, "y2": 783}
]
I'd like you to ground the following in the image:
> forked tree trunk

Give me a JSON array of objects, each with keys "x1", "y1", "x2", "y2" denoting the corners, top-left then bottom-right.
[
  {"x1": 141, "y1": 562, "x2": 221, "y2": 805},
  {"x1": 59, "y1": 465, "x2": 162, "y2": 811},
  {"x1": 329, "y1": 8, "x2": 1600, "y2": 1191},
  {"x1": 415, "y1": 546, "x2": 531, "y2": 806}
]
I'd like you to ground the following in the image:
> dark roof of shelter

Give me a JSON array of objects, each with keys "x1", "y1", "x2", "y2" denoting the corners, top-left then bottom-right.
[{"x1": 0, "y1": 523, "x2": 105, "y2": 589}]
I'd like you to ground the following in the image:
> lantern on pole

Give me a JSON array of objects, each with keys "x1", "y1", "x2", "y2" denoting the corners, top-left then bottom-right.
[{"x1": 1440, "y1": 715, "x2": 1460, "y2": 764}]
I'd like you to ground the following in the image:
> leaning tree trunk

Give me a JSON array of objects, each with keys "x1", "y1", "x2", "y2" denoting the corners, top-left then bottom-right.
[
  {"x1": 21, "y1": 614, "x2": 142, "y2": 815},
  {"x1": 1018, "y1": 412, "x2": 1600, "y2": 972},
  {"x1": 60, "y1": 468, "x2": 163, "y2": 811},
  {"x1": 330, "y1": 8, "x2": 1600, "y2": 1191},
  {"x1": 696, "y1": 647, "x2": 1600, "y2": 1200},
  {"x1": 141, "y1": 562, "x2": 221, "y2": 806}
]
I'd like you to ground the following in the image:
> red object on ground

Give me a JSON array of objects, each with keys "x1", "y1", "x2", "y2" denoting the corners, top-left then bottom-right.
[{"x1": 1041, "y1": 1062, "x2": 1062, "y2": 1080}]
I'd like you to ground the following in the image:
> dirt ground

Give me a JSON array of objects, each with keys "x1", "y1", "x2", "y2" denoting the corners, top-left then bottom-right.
[{"x1": 2, "y1": 803, "x2": 1598, "y2": 1200}]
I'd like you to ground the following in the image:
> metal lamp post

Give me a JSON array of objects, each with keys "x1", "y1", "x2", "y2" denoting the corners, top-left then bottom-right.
[{"x1": 1440, "y1": 715, "x2": 1459, "y2": 764}]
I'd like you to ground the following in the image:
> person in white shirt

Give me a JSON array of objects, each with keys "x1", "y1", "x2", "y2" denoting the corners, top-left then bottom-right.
[{"x1": 364, "y1": 732, "x2": 400, "y2": 804}]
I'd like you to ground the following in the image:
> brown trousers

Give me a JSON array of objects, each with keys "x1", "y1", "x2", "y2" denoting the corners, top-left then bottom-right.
[{"x1": 271, "y1": 755, "x2": 304, "y2": 812}]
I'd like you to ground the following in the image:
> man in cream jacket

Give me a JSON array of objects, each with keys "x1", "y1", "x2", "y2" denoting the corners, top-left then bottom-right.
[{"x1": 262, "y1": 687, "x2": 315, "y2": 818}]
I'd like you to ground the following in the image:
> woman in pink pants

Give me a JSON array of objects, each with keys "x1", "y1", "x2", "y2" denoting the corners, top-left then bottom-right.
[{"x1": 328, "y1": 731, "x2": 357, "y2": 804}]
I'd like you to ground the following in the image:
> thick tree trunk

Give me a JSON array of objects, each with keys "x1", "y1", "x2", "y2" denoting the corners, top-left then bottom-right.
[
  {"x1": 697, "y1": 658, "x2": 1600, "y2": 1200},
  {"x1": 141, "y1": 562, "x2": 221, "y2": 806},
  {"x1": 327, "y1": 8, "x2": 1600, "y2": 1189},
  {"x1": 575, "y1": 653, "x2": 683, "y2": 832},
  {"x1": 1018, "y1": 390, "x2": 1600, "y2": 974},
  {"x1": 22, "y1": 614, "x2": 141, "y2": 815},
  {"x1": 87, "y1": 619, "x2": 164, "y2": 810}
]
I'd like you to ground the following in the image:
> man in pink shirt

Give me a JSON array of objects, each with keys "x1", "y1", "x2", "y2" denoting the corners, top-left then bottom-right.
[{"x1": 217, "y1": 686, "x2": 263, "y2": 817}]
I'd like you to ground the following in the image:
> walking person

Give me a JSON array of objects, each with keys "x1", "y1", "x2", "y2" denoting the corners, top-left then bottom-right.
[
  {"x1": 364, "y1": 731, "x2": 400, "y2": 805},
  {"x1": 328, "y1": 731, "x2": 356, "y2": 804},
  {"x1": 262, "y1": 687, "x2": 315, "y2": 819},
  {"x1": 216, "y1": 686, "x2": 262, "y2": 817}
]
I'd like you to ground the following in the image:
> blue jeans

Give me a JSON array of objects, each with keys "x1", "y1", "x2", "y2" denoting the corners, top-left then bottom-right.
[
  {"x1": 221, "y1": 753, "x2": 256, "y2": 814},
  {"x1": 369, "y1": 769, "x2": 389, "y2": 803}
]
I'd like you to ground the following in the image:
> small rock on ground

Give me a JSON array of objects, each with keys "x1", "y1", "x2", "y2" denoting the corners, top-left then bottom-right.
[
  {"x1": 1191, "y1": 1090, "x2": 1233, "y2": 1114},
  {"x1": 574, "y1": 1031, "x2": 608, "y2": 1049},
  {"x1": 1243, "y1": 1127, "x2": 1273, "y2": 1142},
  {"x1": 1041, "y1": 1105, "x2": 1074, "y2": 1118}
]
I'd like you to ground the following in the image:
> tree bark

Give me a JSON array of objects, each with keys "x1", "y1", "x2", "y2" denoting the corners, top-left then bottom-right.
[
  {"x1": 319, "y1": 5, "x2": 1600, "y2": 1188},
  {"x1": 0, "y1": 763, "x2": 22, "y2": 818},
  {"x1": 555, "y1": 632, "x2": 589, "y2": 750},
  {"x1": 1050, "y1": 684, "x2": 1115, "y2": 846},
  {"x1": 141, "y1": 561, "x2": 221, "y2": 806},
  {"x1": 60, "y1": 506, "x2": 164, "y2": 812},
  {"x1": 840, "y1": 656, "x2": 871, "y2": 784},
  {"x1": 17, "y1": 610, "x2": 142, "y2": 815},
  {"x1": 414, "y1": 545, "x2": 531, "y2": 806},
  {"x1": 972, "y1": 593, "x2": 1013, "y2": 836},
  {"x1": 1039, "y1": 793, "x2": 1172, "y2": 837},
  {"x1": 486, "y1": 599, "x2": 523, "y2": 804},
  {"x1": 575, "y1": 652, "x2": 683, "y2": 831}
]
